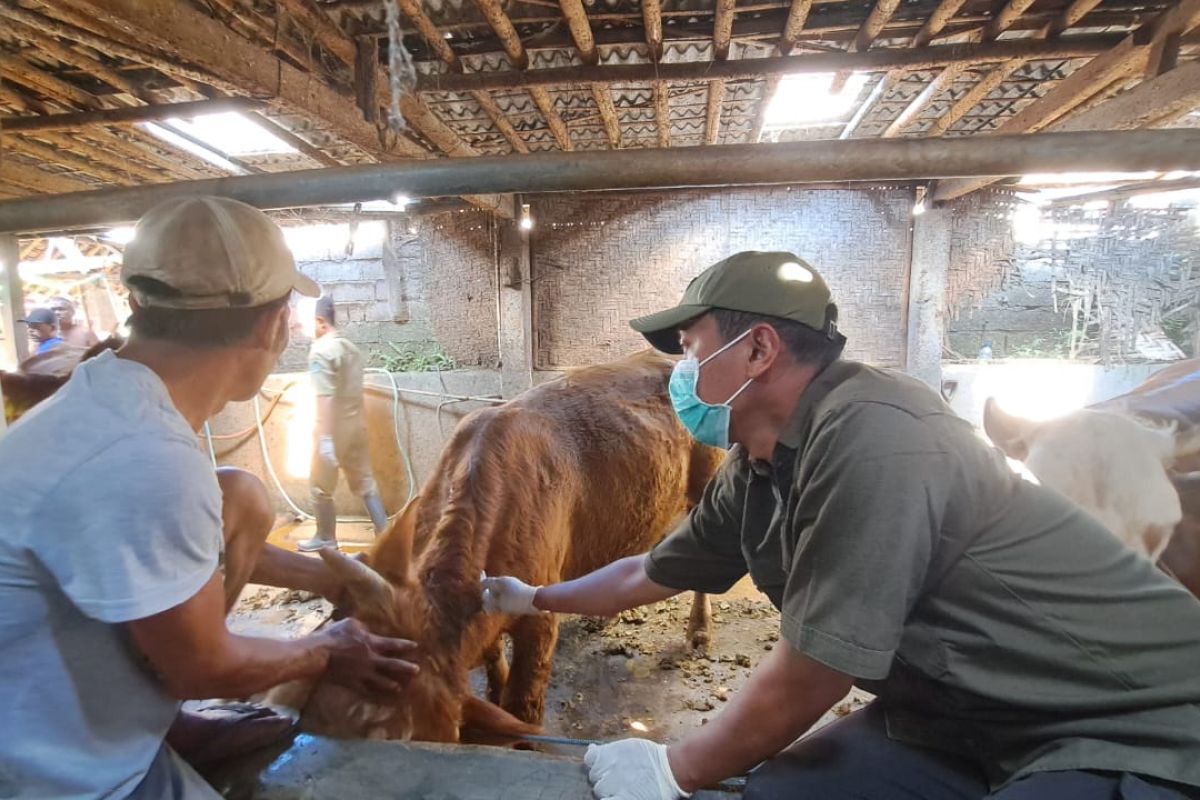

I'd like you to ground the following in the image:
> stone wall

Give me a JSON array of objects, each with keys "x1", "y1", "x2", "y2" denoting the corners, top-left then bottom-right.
[{"x1": 529, "y1": 186, "x2": 916, "y2": 369}]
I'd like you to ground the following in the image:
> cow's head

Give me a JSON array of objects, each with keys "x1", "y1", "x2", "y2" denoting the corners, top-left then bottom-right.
[
  {"x1": 311, "y1": 498, "x2": 539, "y2": 744},
  {"x1": 983, "y1": 398, "x2": 1183, "y2": 557}
]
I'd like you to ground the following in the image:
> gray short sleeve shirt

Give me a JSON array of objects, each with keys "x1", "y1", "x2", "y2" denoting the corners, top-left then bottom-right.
[{"x1": 0, "y1": 351, "x2": 223, "y2": 799}]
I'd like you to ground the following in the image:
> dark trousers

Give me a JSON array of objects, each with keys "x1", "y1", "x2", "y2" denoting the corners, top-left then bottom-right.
[{"x1": 743, "y1": 703, "x2": 1195, "y2": 800}]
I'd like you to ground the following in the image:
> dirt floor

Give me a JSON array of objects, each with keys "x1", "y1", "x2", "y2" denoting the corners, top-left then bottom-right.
[{"x1": 229, "y1": 536, "x2": 872, "y2": 748}]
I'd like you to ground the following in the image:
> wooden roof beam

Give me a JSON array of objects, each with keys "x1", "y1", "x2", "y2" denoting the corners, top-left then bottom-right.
[
  {"x1": 473, "y1": 0, "x2": 529, "y2": 69},
  {"x1": 4, "y1": 19, "x2": 146, "y2": 101},
  {"x1": 0, "y1": 99, "x2": 266, "y2": 133},
  {"x1": 0, "y1": 56, "x2": 102, "y2": 111},
  {"x1": 925, "y1": 60, "x2": 1020, "y2": 136},
  {"x1": 54, "y1": 0, "x2": 430, "y2": 161},
  {"x1": 933, "y1": 0, "x2": 1200, "y2": 201},
  {"x1": 414, "y1": 36, "x2": 1120, "y2": 91},
  {"x1": 912, "y1": 0, "x2": 971, "y2": 47},
  {"x1": 983, "y1": 0, "x2": 1039, "y2": 42},
  {"x1": 779, "y1": 0, "x2": 814, "y2": 54},
  {"x1": 1048, "y1": 176, "x2": 1200, "y2": 207},
  {"x1": 643, "y1": 0, "x2": 664, "y2": 60},
  {"x1": 394, "y1": 0, "x2": 460, "y2": 68},
  {"x1": 749, "y1": 74, "x2": 781, "y2": 142},
  {"x1": 714, "y1": 0, "x2": 737, "y2": 60},
  {"x1": 560, "y1": 0, "x2": 598, "y2": 64},
  {"x1": 705, "y1": 81, "x2": 726, "y2": 144},
  {"x1": 81, "y1": 129, "x2": 214, "y2": 181},
  {"x1": 1042, "y1": 0, "x2": 1105, "y2": 38},
  {"x1": 654, "y1": 81, "x2": 671, "y2": 148},
  {"x1": 529, "y1": 87, "x2": 573, "y2": 150},
  {"x1": 32, "y1": 132, "x2": 169, "y2": 183},
  {"x1": 831, "y1": 0, "x2": 901, "y2": 92},
  {"x1": 5, "y1": 136, "x2": 140, "y2": 186},
  {"x1": 881, "y1": 66, "x2": 965, "y2": 137},
  {"x1": 1054, "y1": 58, "x2": 1200, "y2": 132},
  {"x1": 591, "y1": 84, "x2": 622, "y2": 149},
  {"x1": 0, "y1": 160, "x2": 94, "y2": 195},
  {"x1": 470, "y1": 90, "x2": 530, "y2": 153}
]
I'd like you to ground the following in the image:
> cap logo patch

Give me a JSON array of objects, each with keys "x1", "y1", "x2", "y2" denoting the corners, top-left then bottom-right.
[{"x1": 777, "y1": 262, "x2": 814, "y2": 283}]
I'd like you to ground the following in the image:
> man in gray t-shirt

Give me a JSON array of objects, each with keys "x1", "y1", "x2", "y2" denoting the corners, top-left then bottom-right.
[{"x1": 0, "y1": 197, "x2": 418, "y2": 800}]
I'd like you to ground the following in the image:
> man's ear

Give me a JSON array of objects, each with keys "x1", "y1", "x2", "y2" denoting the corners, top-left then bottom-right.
[
  {"x1": 256, "y1": 302, "x2": 291, "y2": 352},
  {"x1": 747, "y1": 322, "x2": 782, "y2": 377}
]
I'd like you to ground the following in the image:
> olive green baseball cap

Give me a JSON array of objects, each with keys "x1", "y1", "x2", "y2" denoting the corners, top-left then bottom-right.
[{"x1": 629, "y1": 251, "x2": 839, "y2": 354}]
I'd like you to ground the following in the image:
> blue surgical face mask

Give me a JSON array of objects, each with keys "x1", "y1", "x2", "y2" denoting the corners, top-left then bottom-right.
[{"x1": 669, "y1": 329, "x2": 753, "y2": 449}]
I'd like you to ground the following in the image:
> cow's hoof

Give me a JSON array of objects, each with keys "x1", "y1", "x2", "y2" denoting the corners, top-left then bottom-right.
[{"x1": 689, "y1": 629, "x2": 711, "y2": 654}]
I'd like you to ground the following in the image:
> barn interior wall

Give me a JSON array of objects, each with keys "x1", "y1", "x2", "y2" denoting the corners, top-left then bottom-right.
[
  {"x1": 948, "y1": 201, "x2": 1200, "y2": 361},
  {"x1": 527, "y1": 187, "x2": 917, "y2": 369}
]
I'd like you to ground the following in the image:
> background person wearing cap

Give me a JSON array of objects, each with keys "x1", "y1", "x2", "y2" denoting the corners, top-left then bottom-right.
[
  {"x1": 48, "y1": 295, "x2": 100, "y2": 349},
  {"x1": 0, "y1": 196, "x2": 418, "y2": 800},
  {"x1": 21, "y1": 307, "x2": 64, "y2": 355},
  {"x1": 297, "y1": 293, "x2": 388, "y2": 552},
  {"x1": 481, "y1": 251, "x2": 1200, "y2": 800}
]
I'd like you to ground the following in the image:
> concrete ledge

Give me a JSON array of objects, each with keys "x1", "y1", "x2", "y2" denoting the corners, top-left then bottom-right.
[{"x1": 208, "y1": 734, "x2": 741, "y2": 799}]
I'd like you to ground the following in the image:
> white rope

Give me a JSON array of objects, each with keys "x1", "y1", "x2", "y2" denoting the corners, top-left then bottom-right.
[{"x1": 383, "y1": 0, "x2": 417, "y2": 134}]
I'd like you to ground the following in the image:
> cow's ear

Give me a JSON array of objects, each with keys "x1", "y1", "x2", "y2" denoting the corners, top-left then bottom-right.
[
  {"x1": 983, "y1": 397, "x2": 1035, "y2": 461},
  {"x1": 370, "y1": 494, "x2": 420, "y2": 586},
  {"x1": 318, "y1": 547, "x2": 397, "y2": 621},
  {"x1": 458, "y1": 695, "x2": 542, "y2": 746}
]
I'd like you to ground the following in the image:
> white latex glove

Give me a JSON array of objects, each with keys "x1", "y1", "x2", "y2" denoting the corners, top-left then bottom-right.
[
  {"x1": 585, "y1": 739, "x2": 689, "y2": 800},
  {"x1": 318, "y1": 435, "x2": 338, "y2": 468},
  {"x1": 480, "y1": 573, "x2": 541, "y2": 615}
]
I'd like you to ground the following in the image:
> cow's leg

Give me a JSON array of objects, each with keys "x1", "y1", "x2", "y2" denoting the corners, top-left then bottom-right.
[
  {"x1": 484, "y1": 636, "x2": 510, "y2": 706},
  {"x1": 216, "y1": 467, "x2": 274, "y2": 612},
  {"x1": 687, "y1": 591, "x2": 712, "y2": 652},
  {"x1": 502, "y1": 613, "x2": 559, "y2": 725}
]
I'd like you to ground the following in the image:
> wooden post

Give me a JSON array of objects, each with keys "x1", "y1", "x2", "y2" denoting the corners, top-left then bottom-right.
[
  {"x1": 498, "y1": 198, "x2": 533, "y2": 397},
  {"x1": 0, "y1": 235, "x2": 27, "y2": 370},
  {"x1": 905, "y1": 203, "x2": 950, "y2": 390}
]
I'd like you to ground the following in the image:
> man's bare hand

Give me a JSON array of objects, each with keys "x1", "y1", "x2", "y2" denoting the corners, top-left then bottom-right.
[{"x1": 320, "y1": 619, "x2": 418, "y2": 700}]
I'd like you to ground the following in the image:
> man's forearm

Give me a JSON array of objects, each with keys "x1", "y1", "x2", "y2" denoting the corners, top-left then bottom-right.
[
  {"x1": 533, "y1": 556, "x2": 680, "y2": 616},
  {"x1": 666, "y1": 646, "x2": 854, "y2": 792},
  {"x1": 171, "y1": 633, "x2": 330, "y2": 700},
  {"x1": 251, "y1": 543, "x2": 340, "y2": 600}
]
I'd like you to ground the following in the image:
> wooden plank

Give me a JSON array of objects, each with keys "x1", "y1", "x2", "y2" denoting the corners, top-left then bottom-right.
[
  {"x1": 643, "y1": 0, "x2": 664, "y2": 60},
  {"x1": 416, "y1": 36, "x2": 1121, "y2": 91},
  {"x1": 529, "y1": 87, "x2": 573, "y2": 150},
  {"x1": 4, "y1": 19, "x2": 145, "y2": 99},
  {"x1": 0, "y1": 160, "x2": 93, "y2": 195},
  {"x1": 705, "y1": 81, "x2": 726, "y2": 144},
  {"x1": 832, "y1": 0, "x2": 901, "y2": 92},
  {"x1": 654, "y1": 81, "x2": 671, "y2": 147},
  {"x1": 559, "y1": 0, "x2": 598, "y2": 64},
  {"x1": 0, "y1": 99, "x2": 266, "y2": 133},
  {"x1": 926, "y1": 60, "x2": 1020, "y2": 136},
  {"x1": 912, "y1": 0, "x2": 970, "y2": 47},
  {"x1": 983, "y1": 0, "x2": 1038, "y2": 41},
  {"x1": 64, "y1": 0, "x2": 430, "y2": 159},
  {"x1": 0, "y1": 56, "x2": 101, "y2": 110},
  {"x1": 779, "y1": 0, "x2": 814, "y2": 54},
  {"x1": 749, "y1": 74, "x2": 781, "y2": 142},
  {"x1": 395, "y1": 0, "x2": 460, "y2": 68},
  {"x1": 1054, "y1": 59, "x2": 1200, "y2": 132},
  {"x1": 35, "y1": 132, "x2": 167, "y2": 182},
  {"x1": 590, "y1": 84, "x2": 622, "y2": 149},
  {"x1": 472, "y1": 90, "x2": 530, "y2": 153},
  {"x1": 1043, "y1": 0, "x2": 1105, "y2": 38},
  {"x1": 713, "y1": 0, "x2": 737, "y2": 60},
  {"x1": 473, "y1": 0, "x2": 529, "y2": 69}
]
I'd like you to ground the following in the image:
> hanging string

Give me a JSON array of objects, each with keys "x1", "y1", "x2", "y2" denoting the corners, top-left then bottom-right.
[{"x1": 383, "y1": 0, "x2": 417, "y2": 134}]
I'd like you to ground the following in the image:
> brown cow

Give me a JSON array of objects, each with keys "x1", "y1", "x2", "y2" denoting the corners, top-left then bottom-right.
[
  {"x1": 273, "y1": 350, "x2": 724, "y2": 743},
  {"x1": 984, "y1": 358, "x2": 1200, "y2": 571},
  {"x1": 1, "y1": 336, "x2": 124, "y2": 425}
]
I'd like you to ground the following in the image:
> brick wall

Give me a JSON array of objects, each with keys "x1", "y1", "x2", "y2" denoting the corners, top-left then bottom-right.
[{"x1": 529, "y1": 187, "x2": 916, "y2": 368}]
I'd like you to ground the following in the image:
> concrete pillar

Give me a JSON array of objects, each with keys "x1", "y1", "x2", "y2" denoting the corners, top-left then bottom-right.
[
  {"x1": 905, "y1": 205, "x2": 950, "y2": 390},
  {"x1": 498, "y1": 199, "x2": 533, "y2": 398},
  {"x1": 0, "y1": 235, "x2": 27, "y2": 371}
]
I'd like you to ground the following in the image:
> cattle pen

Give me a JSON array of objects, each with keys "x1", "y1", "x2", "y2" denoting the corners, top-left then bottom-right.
[{"x1": 1, "y1": 0, "x2": 1199, "y2": 798}]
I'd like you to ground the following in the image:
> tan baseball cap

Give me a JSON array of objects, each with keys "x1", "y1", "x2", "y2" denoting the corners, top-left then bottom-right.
[
  {"x1": 121, "y1": 195, "x2": 320, "y2": 309},
  {"x1": 630, "y1": 251, "x2": 840, "y2": 354}
]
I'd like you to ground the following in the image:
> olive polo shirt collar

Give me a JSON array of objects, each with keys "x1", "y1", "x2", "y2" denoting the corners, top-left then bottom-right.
[{"x1": 777, "y1": 359, "x2": 858, "y2": 451}]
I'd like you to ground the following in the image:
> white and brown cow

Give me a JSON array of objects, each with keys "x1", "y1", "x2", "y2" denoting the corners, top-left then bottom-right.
[{"x1": 984, "y1": 359, "x2": 1200, "y2": 591}]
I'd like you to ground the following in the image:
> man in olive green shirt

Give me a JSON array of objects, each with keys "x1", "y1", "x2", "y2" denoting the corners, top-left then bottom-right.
[
  {"x1": 481, "y1": 251, "x2": 1200, "y2": 800},
  {"x1": 297, "y1": 295, "x2": 388, "y2": 551}
]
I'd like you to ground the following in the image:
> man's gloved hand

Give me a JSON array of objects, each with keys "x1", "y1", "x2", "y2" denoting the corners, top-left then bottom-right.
[
  {"x1": 480, "y1": 573, "x2": 541, "y2": 615},
  {"x1": 318, "y1": 435, "x2": 338, "y2": 468},
  {"x1": 585, "y1": 739, "x2": 690, "y2": 800}
]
